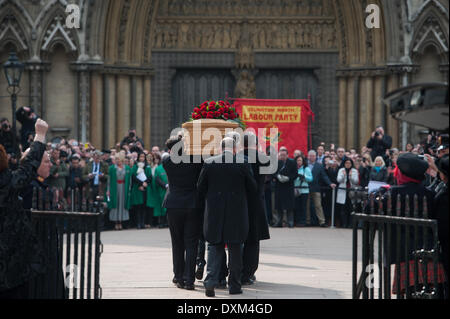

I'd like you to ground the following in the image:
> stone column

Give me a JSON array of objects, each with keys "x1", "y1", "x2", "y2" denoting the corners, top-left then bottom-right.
[
  {"x1": 360, "y1": 76, "x2": 374, "y2": 150},
  {"x1": 116, "y1": 75, "x2": 131, "y2": 143},
  {"x1": 338, "y1": 77, "x2": 348, "y2": 148},
  {"x1": 27, "y1": 62, "x2": 49, "y2": 117},
  {"x1": 373, "y1": 75, "x2": 384, "y2": 129},
  {"x1": 106, "y1": 75, "x2": 117, "y2": 148},
  {"x1": 69, "y1": 63, "x2": 91, "y2": 143},
  {"x1": 386, "y1": 73, "x2": 399, "y2": 148},
  {"x1": 346, "y1": 77, "x2": 356, "y2": 149},
  {"x1": 90, "y1": 72, "x2": 103, "y2": 148},
  {"x1": 143, "y1": 77, "x2": 151, "y2": 149},
  {"x1": 135, "y1": 76, "x2": 143, "y2": 138}
]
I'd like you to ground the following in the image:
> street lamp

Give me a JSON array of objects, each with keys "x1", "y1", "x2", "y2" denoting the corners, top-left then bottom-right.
[{"x1": 3, "y1": 51, "x2": 24, "y2": 154}]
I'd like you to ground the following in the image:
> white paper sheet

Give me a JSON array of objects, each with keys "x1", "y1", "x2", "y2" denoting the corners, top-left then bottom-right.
[
  {"x1": 368, "y1": 181, "x2": 388, "y2": 194},
  {"x1": 137, "y1": 172, "x2": 147, "y2": 182}
]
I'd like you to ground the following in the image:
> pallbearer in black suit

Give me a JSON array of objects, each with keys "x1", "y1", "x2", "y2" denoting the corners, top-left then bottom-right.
[
  {"x1": 237, "y1": 133, "x2": 271, "y2": 285},
  {"x1": 197, "y1": 137, "x2": 257, "y2": 297},
  {"x1": 162, "y1": 136, "x2": 203, "y2": 290}
]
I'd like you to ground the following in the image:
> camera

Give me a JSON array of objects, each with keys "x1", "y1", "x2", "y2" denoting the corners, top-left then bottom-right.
[
  {"x1": 374, "y1": 131, "x2": 380, "y2": 138},
  {"x1": 129, "y1": 132, "x2": 136, "y2": 138}
]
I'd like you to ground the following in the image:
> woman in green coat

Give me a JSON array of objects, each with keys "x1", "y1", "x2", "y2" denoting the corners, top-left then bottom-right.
[
  {"x1": 130, "y1": 153, "x2": 148, "y2": 229},
  {"x1": 107, "y1": 154, "x2": 132, "y2": 230},
  {"x1": 146, "y1": 153, "x2": 167, "y2": 227}
]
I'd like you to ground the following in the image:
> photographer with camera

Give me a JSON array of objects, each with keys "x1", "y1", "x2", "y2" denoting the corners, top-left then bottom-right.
[
  {"x1": 120, "y1": 129, "x2": 145, "y2": 150},
  {"x1": 0, "y1": 118, "x2": 21, "y2": 157},
  {"x1": 367, "y1": 126, "x2": 392, "y2": 162},
  {"x1": 16, "y1": 106, "x2": 39, "y2": 148}
]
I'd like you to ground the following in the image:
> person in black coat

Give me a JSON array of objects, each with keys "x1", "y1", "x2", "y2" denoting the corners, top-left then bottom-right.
[
  {"x1": 307, "y1": 150, "x2": 336, "y2": 227},
  {"x1": 197, "y1": 137, "x2": 257, "y2": 297},
  {"x1": 366, "y1": 126, "x2": 392, "y2": 162},
  {"x1": 434, "y1": 155, "x2": 449, "y2": 298},
  {"x1": 273, "y1": 149, "x2": 298, "y2": 228},
  {"x1": 162, "y1": 136, "x2": 204, "y2": 290},
  {"x1": 386, "y1": 153, "x2": 436, "y2": 297},
  {"x1": 237, "y1": 133, "x2": 271, "y2": 285},
  {"x1": 16, "y1": 106, "x2": 39, "y2": 148},
  {"x1": 0, "y1": 119, "x2": 48, "y2": 299}
]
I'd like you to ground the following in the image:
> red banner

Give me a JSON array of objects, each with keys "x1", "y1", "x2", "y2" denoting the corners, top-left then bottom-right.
[{"x1": 233, "y1": 98, "x2": 314, "y2": 156}]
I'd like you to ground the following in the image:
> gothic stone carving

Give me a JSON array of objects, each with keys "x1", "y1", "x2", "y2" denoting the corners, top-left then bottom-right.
[{"x1": 153, "y1": 20, "x2": 337, "y2": 50}]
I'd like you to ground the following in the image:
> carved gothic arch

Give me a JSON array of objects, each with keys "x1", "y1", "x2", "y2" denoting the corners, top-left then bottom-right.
[
  {"x1": 0, "y1": 4, "x2": 32, "y2": 58},
  {"x1": 410, "y1": 2, "x2": 449, "y2": 64},
  {"x1": 36, "y1": 4, "x2": 80, "y2": 61}
]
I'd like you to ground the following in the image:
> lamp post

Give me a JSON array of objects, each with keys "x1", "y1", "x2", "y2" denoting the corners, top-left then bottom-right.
[{"x1": 3, "y1": 51, "x2": 24, "y2": 154}]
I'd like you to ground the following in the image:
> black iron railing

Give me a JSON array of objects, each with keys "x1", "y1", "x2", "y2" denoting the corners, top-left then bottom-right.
[
  {"x1": 30, "y1": 210, "x2": 103, "y2": 299},
  {"x1": 352, "y1": 194, "x2": 444, "y2": 299},
  {"x1": 28, "y1": 185, "x2": 104, "y2": 299}
]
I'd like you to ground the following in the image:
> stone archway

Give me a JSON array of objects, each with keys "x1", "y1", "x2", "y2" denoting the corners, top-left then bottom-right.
[{"x1": 96, "y1": 0, "x2": 397, "y2": 149}]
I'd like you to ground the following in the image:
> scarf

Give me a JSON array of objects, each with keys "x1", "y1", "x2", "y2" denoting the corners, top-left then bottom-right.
[
  {"x1": 374, "y1": 166, "x2": 381, "y2": 173},
  {"x1": 393, "y1": 165, "x2": 421, "y2": 185}
]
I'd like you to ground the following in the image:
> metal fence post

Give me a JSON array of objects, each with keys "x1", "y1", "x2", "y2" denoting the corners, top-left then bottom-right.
[{"x1": 331, "y1": 187, "x2": 336, "y2": 229}]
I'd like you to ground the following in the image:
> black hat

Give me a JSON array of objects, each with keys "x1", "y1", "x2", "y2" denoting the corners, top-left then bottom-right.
[
  {"x1": 436, "y1": 155, "x2": 449, "y2": 177},
  {"x1": 397, "y1": 153, "x2": 429, "y2": 181}
]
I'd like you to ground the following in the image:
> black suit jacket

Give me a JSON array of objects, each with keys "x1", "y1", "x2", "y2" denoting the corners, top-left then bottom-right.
[
  {"x1": 162, "y1": 155, "x2": 203, "y2": 209},
  {"x1": 197, "y1": 151, "x2": 257, "y2": 245},
  {"x1": 386, "y1": 183, "x2": 435, "y2": 264},
  {"x1": 274, "y1": 158, "x2": 298, "y2": 210},
  {"x1": 237, "y1": 150, "x2": 271, "y2": 242}
]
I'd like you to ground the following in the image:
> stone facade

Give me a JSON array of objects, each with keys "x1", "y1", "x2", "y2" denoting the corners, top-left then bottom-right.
[{"x1": 0, "y1": 0, "x2": 448, "y2": 150}]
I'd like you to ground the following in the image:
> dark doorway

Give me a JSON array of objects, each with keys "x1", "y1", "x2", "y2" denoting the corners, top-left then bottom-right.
[{"x1": 172, "y1": 69, "x2": 236, "y2": 127}]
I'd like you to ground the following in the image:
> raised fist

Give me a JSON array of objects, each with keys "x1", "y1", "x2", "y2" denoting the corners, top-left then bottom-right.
[{"x1": 35, "y1": 118, "x2": 48, "y2": 136}]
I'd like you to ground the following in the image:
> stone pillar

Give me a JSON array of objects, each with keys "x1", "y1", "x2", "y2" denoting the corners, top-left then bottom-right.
[
  {"x1": 386, "y1": 74, "x2": 399, "y2": 148},
  {"x1": 90, "y1": 72, "x2": 103, "y2": 148},
  {"x1": 360, "y1": 76, "x2": 374, "y2": 150},
  {"x1": 373, "y1": 75, "x2": 384, "y2": 129},
  {"x1": 106, "y1": 75, "x2": 117, "y2": 148},
  {"x1": 346, "y1": 77, "x2": 356, "y2": 149},
  {"x1": 338, "y1": 77, "x2": 348, "y2": 148},
  {"x1": 27, "y1": 62, "x2": 49, "y2": 117},
  {"x1": 135, "y1": 76, "x2": 143, "y2": 139},
  {"x1": 116, "y1": 75, "x2": 131, "y2": 143},
  {"x1": 143, "y1": 77, "x2": 151, "y2": 149}
]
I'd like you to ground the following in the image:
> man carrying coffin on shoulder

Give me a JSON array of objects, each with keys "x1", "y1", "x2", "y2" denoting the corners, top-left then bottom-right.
[
  {"x1": 236, "y1": 132, "x2": 271, "y2": 286},
  {"x1": 162, "y1": 135, "x2": 204, "y2": 290},
  {"x1": 197, "y1": 137, "x2": 257, "y2": 297}
]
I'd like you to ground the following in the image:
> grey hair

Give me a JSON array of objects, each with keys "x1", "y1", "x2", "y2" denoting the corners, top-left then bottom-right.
[
  {"x1": 221, "y1": 137, "x2": 236, "y2": 151},
  {"x1": 308, "y1": 150, "x2": 317, "y2": 156},
  {"x1": 225, "y1": 131, "x2": 241, "y2": 146}
]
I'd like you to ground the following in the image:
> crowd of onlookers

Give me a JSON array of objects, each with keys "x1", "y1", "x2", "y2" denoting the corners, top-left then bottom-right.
[
  {"x1": 266, "y1": 126, "x2": 449, "y2": 229},
  {"x1": 1, "y1": 108, "x2": 171, "y2": 230},
  {"x1": 1, "y1": 110, "x2": 448, "y2": 231}
]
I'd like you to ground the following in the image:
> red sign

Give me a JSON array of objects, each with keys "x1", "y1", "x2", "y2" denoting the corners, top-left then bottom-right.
[{"x1": 233, "y1": 98, "x2": 314, "y2": 156}]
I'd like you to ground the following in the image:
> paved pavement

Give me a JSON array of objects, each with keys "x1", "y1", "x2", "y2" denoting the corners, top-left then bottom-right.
[{"x1": 100, "y1": 227, "x2": 359, "y2": 299}]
